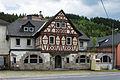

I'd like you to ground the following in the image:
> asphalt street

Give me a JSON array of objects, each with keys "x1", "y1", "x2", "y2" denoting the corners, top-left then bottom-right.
[{"x1": 4, "y1": 72, "x2": 120, "y2": 80}]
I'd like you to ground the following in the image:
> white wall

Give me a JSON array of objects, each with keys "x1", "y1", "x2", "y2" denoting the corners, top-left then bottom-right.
[
  {"x1": 79, "y1": 40, "x2": 88, "y2": 51},
  {"x1": 10, "y1": 37, "x2": 35, "y2": 49},
  {"x1": 0, "y1": 24, "x2": 9, "y2": 54}
]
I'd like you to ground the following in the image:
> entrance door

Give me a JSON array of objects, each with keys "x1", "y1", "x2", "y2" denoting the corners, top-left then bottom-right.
[{"x1": 55, "y1": 55, "x2": 62, "y2": 68}]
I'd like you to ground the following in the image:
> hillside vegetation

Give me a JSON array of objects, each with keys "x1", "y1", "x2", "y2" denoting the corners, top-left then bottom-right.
[{"x1": 0, "y1": 12, "x2": 120, "y2": 37}]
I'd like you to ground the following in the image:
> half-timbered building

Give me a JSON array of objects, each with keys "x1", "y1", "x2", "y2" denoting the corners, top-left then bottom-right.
[{"x1": 8, "y1": 10, "x2": 90, "y2": 70}]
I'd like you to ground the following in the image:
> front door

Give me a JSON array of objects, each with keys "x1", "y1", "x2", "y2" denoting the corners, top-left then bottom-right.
[{"x1": 55, "y1": 55, "x2": 62, "y2": 68}]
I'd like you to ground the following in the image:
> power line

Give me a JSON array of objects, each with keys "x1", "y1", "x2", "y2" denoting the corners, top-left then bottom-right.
[{"x1": 100, "y1": 0, "x2": 109, "y2": 18}]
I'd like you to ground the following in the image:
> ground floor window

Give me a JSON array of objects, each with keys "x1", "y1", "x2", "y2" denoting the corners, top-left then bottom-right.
[
  {"x1": 76, "y1": 55, "x2": 90, "y2": 64},
  {"x1": 13, "y1": 57, "x2": 16, "y2": 63},
  {"x1": 100, "y1": 55, "x2": 111, "y2": 63},
  {"x1": 66, "y1": 57, "x2": 69, "y2": 63},
  {"x1": 24, "y1": 54, "x2": 43, "y2": 63}
]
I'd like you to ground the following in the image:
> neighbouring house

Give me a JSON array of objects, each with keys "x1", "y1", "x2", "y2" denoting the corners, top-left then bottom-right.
[
  {"x1": 7, "y1": 10, "x2": 91, "y2": 70},
  {"x1": 0, "y1": 19, "x2": 9, "y2": 68},
  {"x1": 88, "y1": 33, "x2": 120, "y2": 69}
]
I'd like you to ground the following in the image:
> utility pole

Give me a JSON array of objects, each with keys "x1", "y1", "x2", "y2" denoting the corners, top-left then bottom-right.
[{"x1": 112, "y1": 23, "x2": 116, "y2": 69}]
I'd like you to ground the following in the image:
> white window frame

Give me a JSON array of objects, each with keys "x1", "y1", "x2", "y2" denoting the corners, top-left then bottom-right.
[
  {"x1": 24, "y1": 27, "x2": 28, "y2": 31},
  {"x1": 49, "y1": 36, "x2": 55, "y2": 45},
  {"x1": 29, "y1": 27, "x2": 34, "y2": 32},
  {"x1": 56, "y1": 22, "x2": 60, "y2": 28},
  {"x1": 66, "y1": 37, "x2": 72, "y2": 45},
  {"x1": 61, "y1": 22, "x2": 66, "y2": 28}
]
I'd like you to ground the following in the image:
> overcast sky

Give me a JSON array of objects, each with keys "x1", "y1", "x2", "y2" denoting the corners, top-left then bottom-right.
[{"x1": 0, "y1": 0, "x2": 120, "y2": 20}]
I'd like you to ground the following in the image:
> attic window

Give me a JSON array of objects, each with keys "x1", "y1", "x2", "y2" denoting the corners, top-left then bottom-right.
[
  {"x1": 24, "y1": 27, "x2": 28, "y2": 31},
  {"x1": 56, "y1": 22, "x2": 60, "y2": 28},
  {"x1": 62, "y1": 22, "x2": 66, "y2": 28},
  {"x1": 29, "y1": 27, "x2": 34, "y2": 32}
]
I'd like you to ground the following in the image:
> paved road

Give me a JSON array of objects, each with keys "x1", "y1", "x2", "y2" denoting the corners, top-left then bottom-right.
[{"x1": 3, "y1": 72, "x2": 120, "y2": 80}]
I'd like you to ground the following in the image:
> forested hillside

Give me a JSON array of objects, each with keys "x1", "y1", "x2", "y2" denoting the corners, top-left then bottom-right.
[{"x1": 0, "y1": 12, "x2": 120, "y2": 37}]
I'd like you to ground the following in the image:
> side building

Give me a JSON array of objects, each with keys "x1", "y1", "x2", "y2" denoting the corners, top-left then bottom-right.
[
  {"x1": 0, "y1": 19, "x2": 9, "y2": 68},
  {"x1": 87, "y1": 33, "x2": 120, "y2": 69}
]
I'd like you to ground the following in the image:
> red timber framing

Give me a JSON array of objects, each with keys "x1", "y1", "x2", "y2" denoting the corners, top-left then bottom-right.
[{"x1": 35, "y1": 10, "x2": 82, "y2": 53}]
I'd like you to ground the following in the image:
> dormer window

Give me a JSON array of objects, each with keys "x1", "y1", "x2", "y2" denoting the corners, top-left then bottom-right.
[
  {"x1": 29, "y1": 27, "x2": 34, "y2": 32},
  {"x1": 24, "y1": 27, "x2": 28, "y2": 31}
]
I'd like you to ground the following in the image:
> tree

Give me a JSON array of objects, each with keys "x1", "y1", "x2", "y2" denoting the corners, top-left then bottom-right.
[{"x1": 92, "y1": 37, "x2": 98, "y2": 51}]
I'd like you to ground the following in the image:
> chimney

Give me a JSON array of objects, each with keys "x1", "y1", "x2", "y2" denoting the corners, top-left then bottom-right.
[
  {"x1": 39, "y1": 11, "x2": 44, "y2": 18},
  {"x1": 27, "y1": 15, "x2": 32, "y2": 20}
]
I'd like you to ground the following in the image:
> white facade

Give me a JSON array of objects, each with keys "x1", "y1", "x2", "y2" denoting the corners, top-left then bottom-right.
[
  {"x1": 0, "y1": 24, "x2": 9, "y2": 55},
  {"x1": 79, "y1": 40, "x2": 88, "y2": 51},
  {"x1": 9, "y1": 37, "x2": 35, "y2": 49}
]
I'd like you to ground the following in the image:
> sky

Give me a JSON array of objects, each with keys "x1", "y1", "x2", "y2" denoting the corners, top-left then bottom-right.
[{"x1": 0, "y1": 0, "x2": 120, "y2": 20}]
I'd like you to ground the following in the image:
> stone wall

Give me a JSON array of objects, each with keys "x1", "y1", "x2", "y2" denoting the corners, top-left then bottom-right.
[{"x1": 10, "y1": 51, "x2": 51, "y2": 70}]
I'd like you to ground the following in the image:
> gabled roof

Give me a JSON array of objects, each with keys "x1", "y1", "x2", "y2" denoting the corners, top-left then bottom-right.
[
  {"x1": 0, "y1": 19, "x2": 9, "y2": 25},
  {"x1": 8, "y1": 18, "x2": 46, "y2": 37},
  {"x1": 34, "y1": 10, "x2": 82, "y2": 37},
  {"x1": 77, "y1": 29, "x2": 89, "y2": 40},
  {"x1": 88, "y1": 33, "x2": 120, "y2": 48}
]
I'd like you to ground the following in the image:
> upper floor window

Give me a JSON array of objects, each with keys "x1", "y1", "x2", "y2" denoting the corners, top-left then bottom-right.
[
  {"x1": 27, "y1": 39, "x2": 31, "y2": 46},
  {"x1": 24, "y1": 27, "x2": 28, "y2": 31},
  {"x1": 49, "y1": 36, "x2": 55, "y2": 45},
  {"x1": 56, "y1": 22, "x2": 60, "y2": 28},
  {"x1": 80, "y1": 42, "x2": 84, "y2": 47},
  {"x1": 66, "y1": 37, "x2": 71, "y2": 45},
  {"x1": 62, "y1": 23, "x2": 66, "y2": 28},
  {"x1": 29, "y1": 27, "x2": 34, "y2": 32},
  {"x1": 16, "y1": 39, "x2": 20, "y2": 45}
]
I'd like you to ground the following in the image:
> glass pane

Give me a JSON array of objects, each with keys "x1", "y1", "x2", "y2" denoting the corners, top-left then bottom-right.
[
  {"x1": 39, "y1": 59, "x2": 43, "y2": 63},
  {"x1": 100, "y1": 58, "x2": 102, "y2": 62},
  {"x1": 103, "y1": 56, "x2": 108, "y2": 62},
  {"x1": 27, "y1": 39, "x2": 31, "y2": 45},
  {"x1": 67, "y1": 38, "x2": 71, "y2": 44},
  {"x1": 30, "y1": 59, "x2": 37, "y2": 63},
  {"x1": 66, "y1": 58, "x2": 69, "y2": 63},
  {"x1": 56, "y1": 23, "x2": 60, "y2": 28},
  {"x1": 87, "y1": 59, "x2": 90, "y2": 63},
  {"x1": 16, "y1": 39, "x2": 20, "y2": 45},
  {"x1": 24, "y1": 59, "x2": 28, "y2": 63},
  {"x1": 76, "y1": 58, "x2": 78, "y2": 63},
  {"x1": 80, "y1": 42, "x2": 83, "y2": 47},
  {"x1": 30, "y1": 55, "x2": 37, "y2": 58},
  {"x1": 50, "y1": 37, "x2": 54, "y2": 44},
  {"x1": 80, "y1": 59, "x2": 85, "y2": 63},
  {"x1": 14, "y1": 57, "x2": 16, "y2": 63},
  {"x1": 109, "y1": 57, "x2": 111, "y2": 62},
  {"x1": 80, "y1": 55, "x2": 85, "y2": 58},
  {"x1": 62, "y1": 23, "x2": 65, "y2": 28}
]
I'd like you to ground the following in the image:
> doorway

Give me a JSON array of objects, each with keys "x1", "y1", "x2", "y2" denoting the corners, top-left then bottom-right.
[{"x1": 55, "y1": 55, "x2": 62, "y2": 68}]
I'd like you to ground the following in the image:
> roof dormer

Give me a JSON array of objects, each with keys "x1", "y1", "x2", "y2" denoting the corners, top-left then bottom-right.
[{"x1": 20, "y1": 21, "x2": 35, "y2": 32}]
